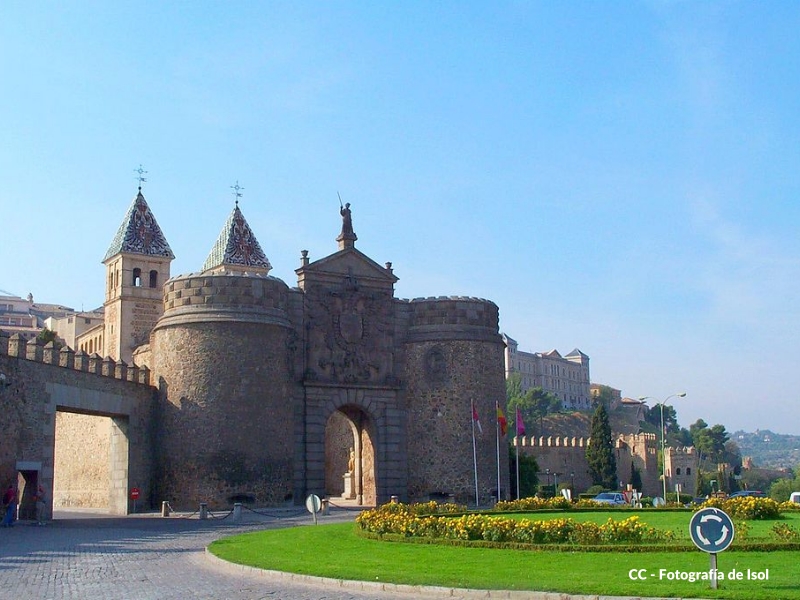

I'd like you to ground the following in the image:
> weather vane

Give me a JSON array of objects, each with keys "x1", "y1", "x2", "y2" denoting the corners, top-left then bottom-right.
[
  {"x1": 134, "y1": 164, "x2": 148, "y2": 190},
  {"x1": 231, "y1": 181, "x2": 244, "y2": 205}
]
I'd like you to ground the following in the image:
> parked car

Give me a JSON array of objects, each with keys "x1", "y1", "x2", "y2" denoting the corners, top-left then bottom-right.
[
  {"x1": 592, "y1": 492, "x2": 627, "y2": 505},
  {"x1": 728, "y1": 490, "x2": 766, "y2": 498},
  {"x1": 790, "y1": 492, "x2": 800, "y2": 504},
  {"x1": 685, "y1": 496, "x2": 708, "y2": 507}
]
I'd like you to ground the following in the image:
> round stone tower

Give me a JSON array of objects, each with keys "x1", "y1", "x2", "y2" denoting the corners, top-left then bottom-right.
[
  {"x1": 149, "y1": 201, "x2": 298, "y2": 509},
  {"x1": 401, "y1": 296, "x2": 507, "y2": 504},
  {"x1": 150, "y1": 271, "x2": 297, "y2": 508}
]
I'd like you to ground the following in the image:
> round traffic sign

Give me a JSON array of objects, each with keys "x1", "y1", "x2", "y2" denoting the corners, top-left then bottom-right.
[
  {"x1": 305, "y1": 493, "x2": 321, "y2": 514},
  {"x1": 689, "y1": 507, "x2": 735, "y2": 553}
]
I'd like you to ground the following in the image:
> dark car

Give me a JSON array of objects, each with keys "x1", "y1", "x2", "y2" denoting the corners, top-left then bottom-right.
[
  {"x1": 728, "y1": 490, "x2": 766, "y2": 498},
  {"x1": 685, "y1": 496, "x2": 708, "y2": 506}
]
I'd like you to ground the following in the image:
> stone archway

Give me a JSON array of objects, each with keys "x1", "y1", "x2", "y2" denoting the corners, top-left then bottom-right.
[{"x1": 324, "y1": 405, "x2": 376, "y2": 505}]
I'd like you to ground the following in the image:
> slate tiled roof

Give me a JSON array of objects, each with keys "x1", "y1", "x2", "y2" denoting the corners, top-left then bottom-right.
[
  {"x1": 201, "y1": 204, "x2": 271, "y2": 274},
  {"x1": 103, "y1": 190, "x2": 174, "y2": 261}
]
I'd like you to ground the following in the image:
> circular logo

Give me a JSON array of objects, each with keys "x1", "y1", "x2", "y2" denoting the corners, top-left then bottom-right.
[{"x1": 689, "y1": 507, "x2": 735, "y2": 553}]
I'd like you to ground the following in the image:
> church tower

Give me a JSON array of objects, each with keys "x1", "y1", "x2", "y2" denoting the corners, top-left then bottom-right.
[{"x1": 102, "y1": 187, "x2": 174, "y2": 364}]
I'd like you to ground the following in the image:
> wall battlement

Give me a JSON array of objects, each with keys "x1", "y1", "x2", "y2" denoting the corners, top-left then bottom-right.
[
  {"x1": 0, "y1": 331, "x2": 150, "y2": 385},
  {"x1": 405, "y1": 296, "x2": 499, "y2": 328},
  {"x1": 163, "y1": 272, "x2": 289, "y2": 311}
]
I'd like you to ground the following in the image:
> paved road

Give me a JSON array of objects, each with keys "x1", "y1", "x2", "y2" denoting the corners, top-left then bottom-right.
[{"x1": 0, "y1": 507, "x2": 445, "y2": 600}]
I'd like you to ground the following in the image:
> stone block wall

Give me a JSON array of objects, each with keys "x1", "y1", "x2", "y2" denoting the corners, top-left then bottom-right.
[
  {"x1": 517, "y1": 432, "x2": 661, "y2": 496},
  {"x1": 402, "y1": 297, "x2": 507, "y2": 504},
  {"x1": 151, "y1": 314, "x2": 301, "y2": 509},
  {"x1": 0, "y1": 332, "x2": 155, "y2": 516}
]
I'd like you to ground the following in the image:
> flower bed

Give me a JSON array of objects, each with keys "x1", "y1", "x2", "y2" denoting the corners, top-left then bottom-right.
[{"x1": 356, "y1": 502, "x2": 673, "y2": 544}]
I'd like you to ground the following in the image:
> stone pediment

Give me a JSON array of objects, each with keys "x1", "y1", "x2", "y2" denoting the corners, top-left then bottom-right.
[{"x1": 296, "y1": 247, "x2": 398, "y2": 290}]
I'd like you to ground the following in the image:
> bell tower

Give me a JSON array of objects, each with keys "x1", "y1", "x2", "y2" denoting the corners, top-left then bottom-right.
[{"x1": 102, "y1": 187, "x2": 174, "y2": 364}]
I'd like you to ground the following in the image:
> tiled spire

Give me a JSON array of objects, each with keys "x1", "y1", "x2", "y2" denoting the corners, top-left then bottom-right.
[
  {"x1": 202, "y1": 204, "x2": 271, "y2": 274},
  {"x1": 103, "y1": 190, "x2": 174, "y2": 262}
]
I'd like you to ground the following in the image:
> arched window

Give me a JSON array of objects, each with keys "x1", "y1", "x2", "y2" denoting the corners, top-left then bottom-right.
[
  {"x1": 149, "y1": 270, "x2": 158, "y2": 288},
  {"x1": 676, "y1": 467, "x2": 681, "y2": 475},
  {"x1": 133, "y1": 268, "x2": 142, "y2": 287},
  {"x1": 686, "y1": 467, "x2": 691, "y2": 475}
]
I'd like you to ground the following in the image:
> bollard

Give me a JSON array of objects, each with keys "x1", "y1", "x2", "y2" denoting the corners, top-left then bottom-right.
[
  {"x1": 233, "y1": 502, "x2": 242, "y2": 522},
  {"x1": 390, "y1": 495, "x2": 399, "y2": 504},
  {"x1": 321, "y1": 498, "x2": 329, "y2": 515},
  {"x1": 161, "y1": 501, "x2": 170, "y2": 517},
  {"x1": 199, "y1": 502, "x2": 208, "y2": 520}
]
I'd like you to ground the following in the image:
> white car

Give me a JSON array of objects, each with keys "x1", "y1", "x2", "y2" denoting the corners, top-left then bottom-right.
[{"x1": 592, "y1": 492, "x2": 627, "y2": 505}]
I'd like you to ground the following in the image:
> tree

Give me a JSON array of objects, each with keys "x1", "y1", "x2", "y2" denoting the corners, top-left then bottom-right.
[
  {"x1": 36, "y1": 327, "x2": 62, "y2": 349},
  {"x1": 592, "y1": 385, "x2": 616, "y2": 410},
  {"x1": 690, "y1": 420, "x2": 730, "y2": 464},
  {"x1": 506, "y1": 376, "x2": 561, "y2": 437},
  {"x1": 769, "y1": 467, "x2": 800, "y2": 501},
  {"x1": 630, "y1": 463, "x2": 643, "y2": 491},
  {"x1": 508, "y1": 447, "x2": 539, "y2": 499},
  {"x1": 586, "y1": 403, "x2": 617, "y2": 489},
  {"x1": 644, "y1": 403, "x2": 679, "y2": 434}
]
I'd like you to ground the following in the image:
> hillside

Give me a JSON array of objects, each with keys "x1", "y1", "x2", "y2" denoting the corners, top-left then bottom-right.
[
  {"x1": 734, "y1": 430, "x2": 800, "y2": 470},
  {"x1": 536, "y1": 406, "x2": 643, "y2": 439}
]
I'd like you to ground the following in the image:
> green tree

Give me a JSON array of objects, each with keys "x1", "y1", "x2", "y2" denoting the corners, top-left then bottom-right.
[
  {"x1": 769, "y1": 467, "x2": 800, "y2": 501},
  {"x1": 644, "y1": 403, "x2": 679, "y2": 434},
  {"x1": 36, "y1": 327, "x2": 62, "y2": 348},
  {"x1": 506, "y1": 375, "x2": 561, "y2": 437},
  {"x1": 592, "y1": 384, "x2": 616, "y2": 410},
  {"x1": 508, "y1": 447, "x2": 539, "y2": 499},
  {"x1": 690, "y1": 420, "x2": 730, "y2": 464},
  {"x1": 630, "y1": 463, "x2": 643, "y2": 491},
  {"x1": 586, "y1": 403, "x2": 617, "y2": 489}
]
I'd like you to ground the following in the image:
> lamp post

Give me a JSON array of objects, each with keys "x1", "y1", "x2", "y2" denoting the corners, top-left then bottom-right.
[{"x1": 639, "y1": 393, "x2": 686, "y2": 503}]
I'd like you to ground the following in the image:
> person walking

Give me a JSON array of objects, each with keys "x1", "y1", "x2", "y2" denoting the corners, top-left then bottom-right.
[
  {"x1": 2, "y1": 484, "x2": 17, "y2": 527},
  {"x1": 35, "y1": 485, "x2": 47, "y2": 525}
]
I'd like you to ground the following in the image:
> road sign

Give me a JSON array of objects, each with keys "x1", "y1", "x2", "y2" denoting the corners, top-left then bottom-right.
[
  {"x1": 130, "y1": 488, "x2": 140, "y2": 500},
  {"x1": 306, "y1": 494, "x2": 321, "y2": 524},
  {"x1": 690, "y1": 507, "x2": 735, "y2": 553}
]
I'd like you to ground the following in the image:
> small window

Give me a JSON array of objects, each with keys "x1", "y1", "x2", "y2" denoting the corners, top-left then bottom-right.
[
  {"x1": 149, "y1": 270, "x2": 158, "y2": 288},
  {"x1": 133, "y1": 268, "x2": 142, "y2": 286},
  {"x1": 676, "y1": 467, "x2": 681, "y2": 475},
  {"x1": 686, "y1": 468, "x2": 691, "y2": 475}
]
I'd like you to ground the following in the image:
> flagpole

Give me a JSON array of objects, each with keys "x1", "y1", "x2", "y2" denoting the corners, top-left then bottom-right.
[
  {"x1": 471, "y1": 402, "x2": 479, "y2": 507},
  {"x1": 495, "y1": 402, "x2": 501, "y2": 504},
  {"x1": 516, "y1": 437, "x2": 520, "y2": 500}
]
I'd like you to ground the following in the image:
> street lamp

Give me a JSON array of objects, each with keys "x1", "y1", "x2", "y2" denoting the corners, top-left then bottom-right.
[{"x1": 639, "y1": 392, "x2": 687, "y2": 503}]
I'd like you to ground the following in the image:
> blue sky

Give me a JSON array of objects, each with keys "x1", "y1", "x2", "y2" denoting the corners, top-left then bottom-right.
[{"x1": 2, "y1": 2, "x2": 799, "y2": 436}]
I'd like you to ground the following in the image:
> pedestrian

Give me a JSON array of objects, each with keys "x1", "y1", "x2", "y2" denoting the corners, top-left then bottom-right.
[
  {"x1": 2, "y1": 484, "x2": 16, "y2": 527},
  {"x1": 35, "y1": 484, "x2": 47, "y2": 525}
]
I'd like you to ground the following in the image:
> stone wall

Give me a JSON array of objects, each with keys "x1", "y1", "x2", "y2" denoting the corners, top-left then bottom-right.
[
  {"x1": 53, "y1": 412, "x2": 111, "y2": 508},
  {"x1": 0, "y1": 332, "x2": 155, "y2": 516},
  {"x1": 516, "y1": 432, "x2": 660, "y2": 496},
  {"x1": 150, "y1": 273, "x2": 297, "y2": 509},
  {"x1": 402, "y1": 297, "x2": 507, "y2": 504}
]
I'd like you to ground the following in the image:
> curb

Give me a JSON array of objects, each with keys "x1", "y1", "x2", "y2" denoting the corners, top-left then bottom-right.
[{"x1": 204, "y1": 548, "x2": 698, "y2": 600}]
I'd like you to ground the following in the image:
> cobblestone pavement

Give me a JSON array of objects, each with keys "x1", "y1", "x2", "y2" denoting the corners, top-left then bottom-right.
[{"x1": 0, "y1": 507, "x2": 444, "y2": 600}]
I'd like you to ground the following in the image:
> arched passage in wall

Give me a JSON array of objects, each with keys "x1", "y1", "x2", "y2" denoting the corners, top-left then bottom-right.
[
  {"x1": 53, "y1": 409, "x2": 129, "y2": 515},
  {"x1": 324, "y1": 405, "x2": 376, "y2": 505}
]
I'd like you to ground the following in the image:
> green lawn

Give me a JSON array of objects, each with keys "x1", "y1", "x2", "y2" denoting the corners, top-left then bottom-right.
[{"x1": 209, "y1": 512, "x2": 800, "y2": 599}]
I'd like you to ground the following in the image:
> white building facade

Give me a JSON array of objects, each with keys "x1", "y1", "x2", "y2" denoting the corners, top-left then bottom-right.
[{"x1": 503, "y1": 333, "x2": 592, "y2": 410}]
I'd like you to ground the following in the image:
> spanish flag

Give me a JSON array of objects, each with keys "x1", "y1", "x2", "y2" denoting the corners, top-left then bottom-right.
[
  {"x1": 471, "y1": 400, "x2": 483, "y2": 434},
  {"x1": 496, "y1": 403, "x2": 508, "y2": 436}
]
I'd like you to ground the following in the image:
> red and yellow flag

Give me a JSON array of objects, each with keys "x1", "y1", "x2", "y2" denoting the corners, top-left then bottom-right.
[{"x1": 496, "y1": 404, "x2": 508, "y2": 436}]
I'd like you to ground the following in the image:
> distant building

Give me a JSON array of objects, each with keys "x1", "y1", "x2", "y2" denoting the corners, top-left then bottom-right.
[
  {"x1": 502, "y1": 333, "x2": 591, "y2": 410},
  {"x1": 0, "y1": 290, "x2": 73, "y2": 341},
  {"x1": 664, "y1": 446, "x2": 698, "y2": 497},
  {"x1": 45, "y1": 309, "x2": 105, "y2": 354}
]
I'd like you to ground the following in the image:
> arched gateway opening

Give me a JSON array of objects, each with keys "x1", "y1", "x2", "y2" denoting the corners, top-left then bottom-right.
[{"x1": 324, "y1": 405, "x2": 376, "y2": 505}]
